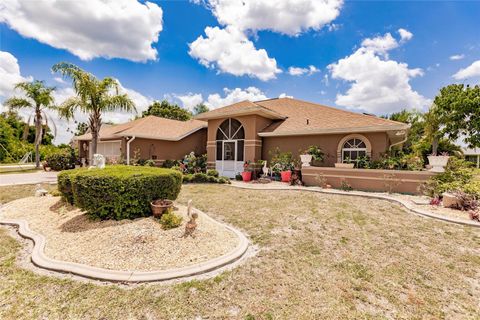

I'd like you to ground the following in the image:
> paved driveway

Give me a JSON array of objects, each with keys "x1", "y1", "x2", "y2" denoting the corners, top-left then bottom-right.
[{"x1": 0, "y1": 171, "x2": 58, "y2": 186}]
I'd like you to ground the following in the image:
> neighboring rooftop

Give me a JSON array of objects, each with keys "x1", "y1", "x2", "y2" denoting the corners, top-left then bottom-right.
[
  {"x1": 75, "y1": 116, "x2": 207, "y2": 141},
  {"x1": 195, "y1": 97, "x2": 409, "y2": 136}
]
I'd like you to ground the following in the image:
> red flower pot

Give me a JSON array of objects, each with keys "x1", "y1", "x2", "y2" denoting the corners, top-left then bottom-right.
[
  {"x1": 241, "y1": 171, "x2": 252, "y2": 182},
  {"x1": 280, "y1": 170, "x2": 291, "y2": 182}
]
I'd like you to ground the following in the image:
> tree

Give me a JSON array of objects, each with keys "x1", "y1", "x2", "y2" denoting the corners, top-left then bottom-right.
[
  {"x1": 52, "y1": 62, "x2": 135, "y2": 155},
  {"x1": 142, "y1": 100, "x2": 192, "y2": 121},
  {"x1": 193, "y1": 103, "x2": 209, "y2": 115},
  {"x1": 73, "y1": 122, "x2": 89, "y2": 136},
  {"x1": 4, "y1": 80, "x2": 57, "y2": 168},
  {"x1": 384, "y1": 109, "x2": 424, "y2": 154},
  {"x1": 432, "y1": 84, "x2": 480, "y2": 148}
]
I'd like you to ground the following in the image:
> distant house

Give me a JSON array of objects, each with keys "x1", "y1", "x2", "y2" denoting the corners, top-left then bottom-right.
[
  {"x1": 75, "y1": 97, "x2": 409, "y2": 177},
  {"x1": 464, "y1": 148, "x2": 480, "y2": 168}
]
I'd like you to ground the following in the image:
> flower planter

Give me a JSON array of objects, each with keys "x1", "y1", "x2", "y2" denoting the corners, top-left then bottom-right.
[
  {"x1": 280, "y1": 170, "x2": 292, "y2": 182},
  {"x1": 427, "y1": 155, "x2": 449, "y2": 173},
  {"x1": 300, "y1": 154, "x2": 313, "y2": 167},
  {"x1": 241, "y1": 171, "x2": 252, "y2": 182},
  {"x1": 150, "y1": 199, "x2": 173, "y2": 218},
  {"x1": 334, "y1": 163, "x2": 354, "y2": 169}
]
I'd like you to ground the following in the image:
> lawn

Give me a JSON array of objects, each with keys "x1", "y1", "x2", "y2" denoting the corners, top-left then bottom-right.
[{"x1": 0, "y1": 184, "x2": 479, "y2": 319}]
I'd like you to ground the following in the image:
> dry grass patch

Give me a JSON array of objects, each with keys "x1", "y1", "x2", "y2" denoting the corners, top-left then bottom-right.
[
  {"x1": 0, "y1": 183, "x2": 56, "y2": 205},
  {"x1": 0, "y1": 184, "x2": 479, "y2": 319}
]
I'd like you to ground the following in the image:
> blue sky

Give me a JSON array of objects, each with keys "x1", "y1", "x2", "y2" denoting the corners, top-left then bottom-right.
[{"x1": 1, "y1": 0, "x2": 479, "y2": 143}]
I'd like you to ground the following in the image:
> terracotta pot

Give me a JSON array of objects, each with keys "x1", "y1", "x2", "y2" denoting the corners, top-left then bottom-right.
[
  {"x1": 241, "y1": 171, "x2": 252, "y2": 182},
  {"x1": 280, "y1": 170, "x2": 292, "y2": 182},
  {"x1": 334, "y1": 163, "x2": 354, "y2": 169},
  {"x1": 150, "y1": 199, "x2": 173, "y2": 218}
]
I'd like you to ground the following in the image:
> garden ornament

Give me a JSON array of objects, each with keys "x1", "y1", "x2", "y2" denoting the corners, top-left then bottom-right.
[
  {"x1": 90, "y1": 153, "x2": 105, "y2": 169},
  {"x1": 182, "y1": 199, "x2": 198, "y2": 238},
  {"x1": 34, "y1": 184, "x2": 48, "y2": 197}
]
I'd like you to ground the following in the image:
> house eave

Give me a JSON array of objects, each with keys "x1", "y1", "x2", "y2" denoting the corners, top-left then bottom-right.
[{"x1": 258, "y1": 125, "x2": 410, "y2": 137}]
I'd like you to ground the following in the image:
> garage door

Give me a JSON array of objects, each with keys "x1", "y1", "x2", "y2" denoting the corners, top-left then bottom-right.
[{"x1": 94, "y1": 141, "x2": 121, "y2": 158}]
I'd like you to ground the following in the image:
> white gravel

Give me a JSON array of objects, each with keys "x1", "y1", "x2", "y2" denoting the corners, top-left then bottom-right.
[{"x1": 1, "y1": 196, "x2": 240, "y2": 271}]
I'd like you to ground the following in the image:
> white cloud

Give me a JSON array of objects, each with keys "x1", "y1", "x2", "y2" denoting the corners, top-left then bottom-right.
[
  {"x1": 0, "y1": 51, "x2": 32, "y2": 97},
  {"x1": 206, "y1": 87, "x2": 267, "y2": 109},
  {"x1": 361, "y1": 33, "x2": 399, "y2": 57},
  {"x1": 189, "y1": 26, "x2": 280, "y2": 81},
  {"x1": 288, "y1": 65, "x2": 320, "y2": 76},
  {"x1": 450, "y1": 54, "x2": 465, "y2": 61},
  {"x1": 329, "y1": 31, "x2": 430, "y2": 113},
  {"x1": 175, "y1": 93, "x2": 204, "y2": 111},
  {"x1": 53, "y1": 77, "x2": 67, "y2": 84},
  {"x1": 204, "y1": 0, "x2": 343, "y2": 36},
  {"x1": 398, "y1": 28, "x2": 413, "y2": 42},
  {"x1": 0, "y1": 0, "x2": 163, "y2": 62},
  {"x1": 279, "y1": 93, "x2": 293, "y2": 98},
  {"x1": 453, "y1": 60, "x2": 480, "y2": 80}
]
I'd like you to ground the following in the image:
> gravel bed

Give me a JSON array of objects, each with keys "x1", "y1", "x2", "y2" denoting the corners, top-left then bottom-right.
[{"x1": 1, "y1": 196, "x2": 240, "y2": 271}]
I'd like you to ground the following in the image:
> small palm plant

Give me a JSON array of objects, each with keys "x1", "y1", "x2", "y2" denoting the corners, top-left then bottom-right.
[
  {"x1": 52, "y1": 62, "x2": 136, "y2": 156},
  {"x1": 4, "y1": 80, "x2": 57, "y2": 168}
]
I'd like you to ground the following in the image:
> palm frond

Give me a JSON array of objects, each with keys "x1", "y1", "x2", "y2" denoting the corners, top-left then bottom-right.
[
  {"x1": 42, "y1": 111, "x2": 57, "y2": 138},
  {"x1": 4, "y1": 97, "x2": 32, "y2": 109},
  {"x1": 58, "y1": 97, "x2": 84, "y2": 120},
  {"x1": 104, "y1": 94, "x2": 136, "y2": 113}
]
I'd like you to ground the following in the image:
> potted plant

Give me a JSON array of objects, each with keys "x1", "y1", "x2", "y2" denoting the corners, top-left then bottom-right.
[
  {"x1": 335, "y1": 157, "x2": 354, "y2": 169},
  {"x1": 427, "y1": 152, "x2": 449, "y2": 172},
  {"x1": 300, "y1": 145, "x2": 324, "y2": 167},
  {"x1": 150, "y1": 199, "x2": 174, "y2": 218},
  {"x1": 241, "y1": 161, "x2": 252, "y2": 182},
  {"x1": 270, "y1": 148, "x2": 294, "y2": 182}
]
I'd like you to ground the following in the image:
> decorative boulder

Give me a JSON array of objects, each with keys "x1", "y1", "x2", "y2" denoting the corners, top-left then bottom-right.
[{"x1": 442, "y1": 192, "x2": 461, "y2": 208}]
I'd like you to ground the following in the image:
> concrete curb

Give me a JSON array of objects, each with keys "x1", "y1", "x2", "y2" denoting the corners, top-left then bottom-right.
[
  {"x1": 0, "y1": 206, "x2": 250, "y2": 283},
  {"x1": 228, "y1": 182, "x2": 480, "y2": 228}
]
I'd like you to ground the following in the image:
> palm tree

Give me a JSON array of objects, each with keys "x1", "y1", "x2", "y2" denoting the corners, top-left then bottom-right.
[
  {"x1": 52, "y1": 62, "x2": 136, "y2": 156},
  {"x1": 4, "y1": 80, "x2": 57, "y2": 168}
]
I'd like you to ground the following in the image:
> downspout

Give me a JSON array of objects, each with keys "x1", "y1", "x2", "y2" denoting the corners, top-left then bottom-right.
[
  {"x1": 389, "y1": 130, "x2": 408, "y2": 152},
  {"x1": 126, "y1": 136, "x2": 136, "y2": 165}
]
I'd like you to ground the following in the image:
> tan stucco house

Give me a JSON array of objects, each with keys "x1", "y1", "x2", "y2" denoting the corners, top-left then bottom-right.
[{"x1": 76, "y1": 97, "x2": 409, "y2": 178}]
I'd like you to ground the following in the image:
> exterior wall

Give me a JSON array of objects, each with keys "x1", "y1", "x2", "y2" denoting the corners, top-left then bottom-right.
[
  {"x1": 129, "y1": 128, "x2": 207, "y2": 163},
  {"x1": 302, "y1": 166, "x2": 436, "y2": 195},
  {"x1": 206, "y1": 115, "x2": 273, "y2": 169},
  {"x1": 262, "y1": 132, "x2": 389, "y2": 167}
]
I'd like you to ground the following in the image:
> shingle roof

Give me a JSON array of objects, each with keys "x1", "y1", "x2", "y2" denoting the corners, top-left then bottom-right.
[
  {"x1": 75, "y1": 116, "x2": 207, "y2": 141},
  {"x1": 195, "y1": 97, "x2": 408, "y2": 135},
  {"x1": 194, "y1": 100, "x2": 286, "y2": 120}
]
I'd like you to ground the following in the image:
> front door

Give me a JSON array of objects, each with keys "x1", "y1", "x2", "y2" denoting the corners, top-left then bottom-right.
[{"x1": 220, "y1": 140, "x2": 237, "y2": 178}]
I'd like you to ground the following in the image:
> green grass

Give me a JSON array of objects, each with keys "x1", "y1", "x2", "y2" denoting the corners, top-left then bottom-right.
[{"x1": 0, "y1": 184, "x2": 479, "y2": 319}]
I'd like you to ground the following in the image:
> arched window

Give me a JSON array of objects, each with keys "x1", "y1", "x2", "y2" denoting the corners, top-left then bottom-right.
[
  {"x1": 216, "y1": 119, "x2": 245, "y2": 161},
  {"x1": 341, "y1": 138, "x2": 367, "y2": 163}
]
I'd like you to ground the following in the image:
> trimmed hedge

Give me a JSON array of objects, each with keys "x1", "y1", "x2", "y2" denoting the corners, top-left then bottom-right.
[
  {"x1": 182, "y1": 173, "x2": 230, "y2": 184},
  {"x1": 45, "y1": 150, "x2": 76, "y2": 171},
  {"x1": 58, "y1": 165, "x2": 182, "y2": 220},
  {"x1": 57, "y1": 168, "x2": 82, "y2": 204}
]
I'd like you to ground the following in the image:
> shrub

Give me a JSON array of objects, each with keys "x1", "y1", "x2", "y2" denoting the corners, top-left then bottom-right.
[
  {"x1": 57, "y1": 168, "x2": 83, "y2": 204},
  {"x1": 235, "y1": 173, "x2": 243, "y2": 181},
  {"x1": 207, "y1": 169, "x2": 219, "y2": 177},
  {"x1": 182, "y1": 173, "x2": 230, "y2": 184},
  {"x1": 182, "y1": 152, "x2": 207, "y2": 173},
  {"x1": 143, "y1": 159, "x2": 156, "y2": 167},
  {"x1": 45, "y1": 150, "x2": 76, "y2": 171},
  {"x1": 59, "y1": 165, "x2": 182, "y2": 220},
  {"x1": 162, "y1": 159, "x2": 179, "y2": 168},
  {"x1": 423, "y1": 157, "x2": 477, "y2": 197},
  {"x1": 304, "y1": 145, "x2": 324, "y2": 163},
  {"x1": 159, "y1": 210, "x2": 183, "y2": 230}
]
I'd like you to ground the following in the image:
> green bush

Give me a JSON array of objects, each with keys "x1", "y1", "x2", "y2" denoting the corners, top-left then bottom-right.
[
  {"x1": 45, "y1": 150, "x2": 76, "y2": 171},
  {"x1": 57, "y1": 168, "x2": 82, "y2": 204},
  {"x1": 423, "y1": 157, "x2": 478, "y2": 197},
  {"x1": 159, "y1": 210, "x2": 183, "y2": 230},
  {"x1": 58, "y1": 165, "x2": 182, "y2": 220},
  {"x1": 182, "y1": 172, "x2": 230, "y2": 184},
  {"x1": 207, "y1": 169, "x2": 219, "y2": 177},
  {"x1": 162, "y1": 159, "x2": 179, "y2": 168}
]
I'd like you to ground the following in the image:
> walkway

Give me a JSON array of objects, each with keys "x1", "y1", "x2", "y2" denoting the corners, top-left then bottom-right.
[{"x1": 0, "y1": 171, "x2": 58, "y2": 186}]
